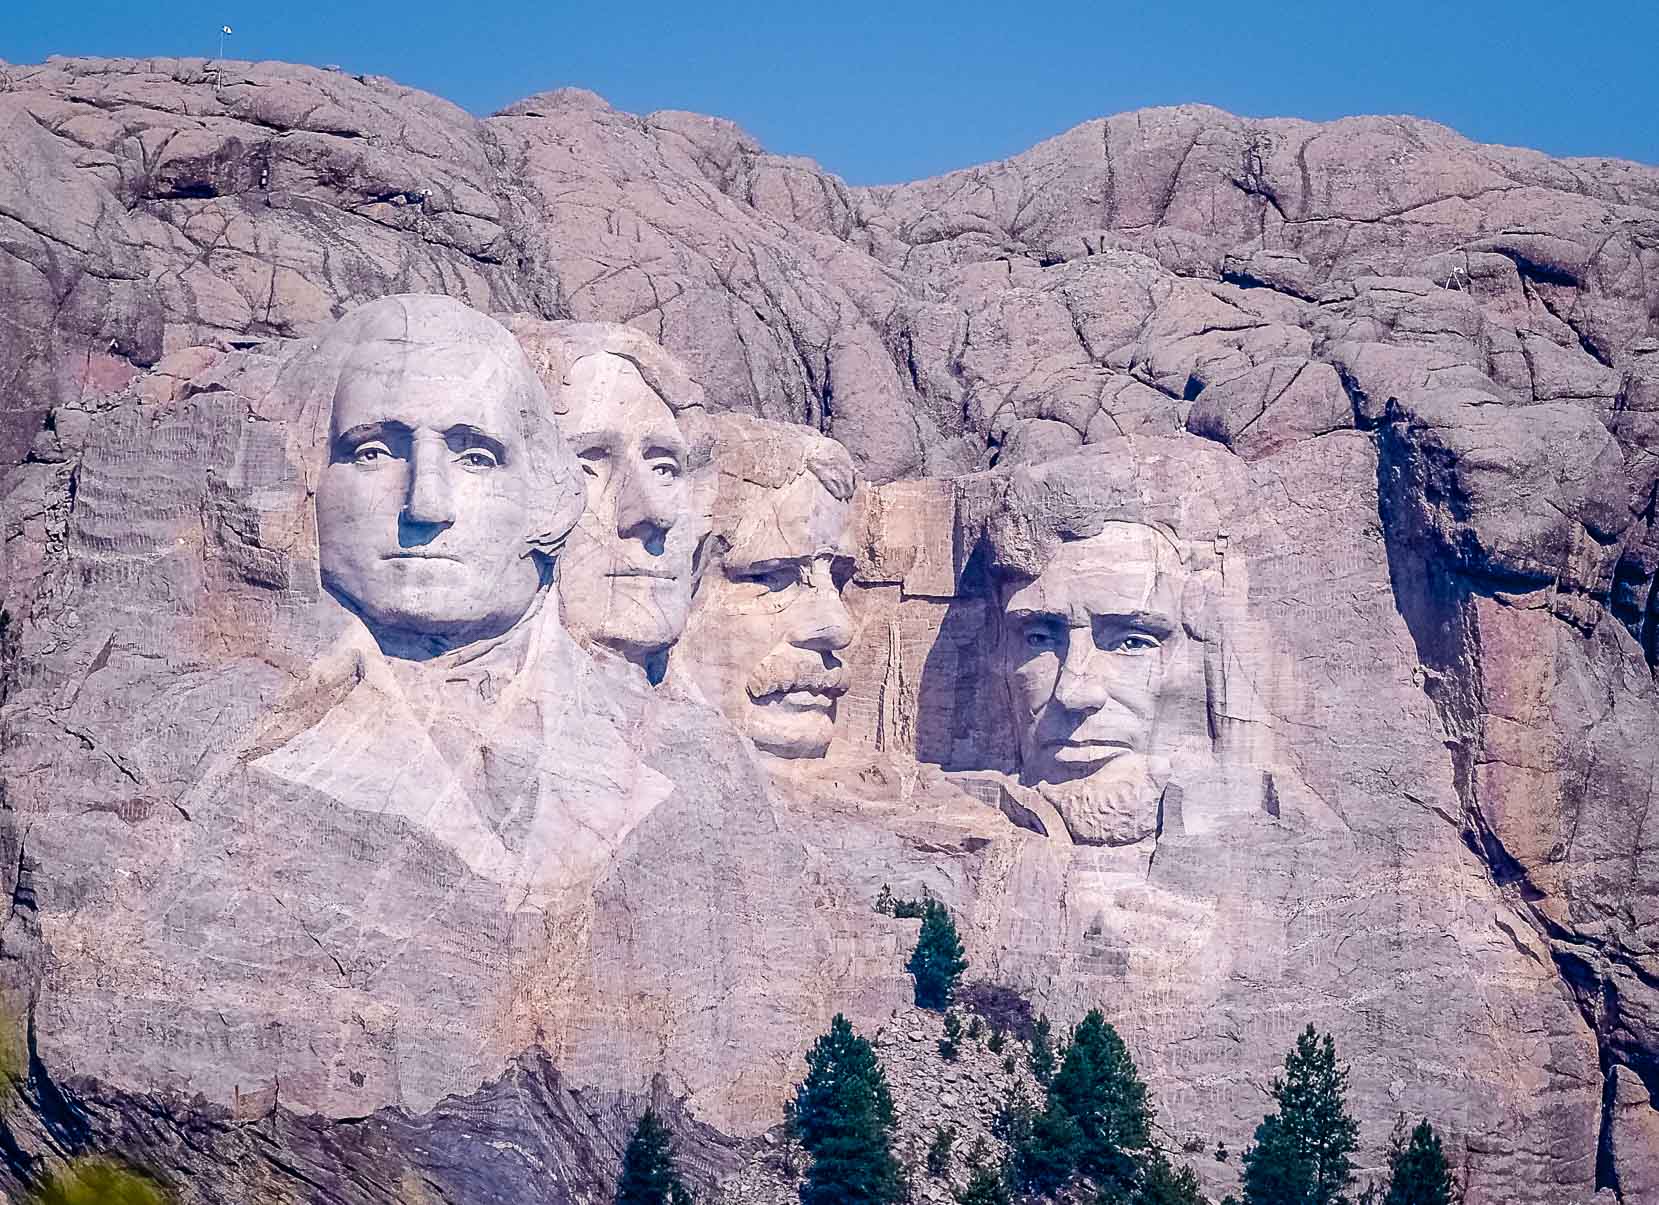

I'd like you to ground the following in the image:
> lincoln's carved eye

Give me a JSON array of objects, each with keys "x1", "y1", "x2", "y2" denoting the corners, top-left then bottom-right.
[
  {"x1": 457, "y1": 448, "x2": 499, "y2": 471},
  {"x1": 352, "y1": 441, "x2": 393, "y2": 466},
  {"x1": 1022, "y1": 622, "x2": 1061, "y2": 651},
  {"x1": 1110, "y1": 632, "x2": 1162, "y2": 655}
]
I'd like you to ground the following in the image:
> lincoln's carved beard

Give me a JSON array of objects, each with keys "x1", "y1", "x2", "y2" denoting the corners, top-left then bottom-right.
[{"x1": 1037, "y1": 752, "x2": 1170, "y2": 846}]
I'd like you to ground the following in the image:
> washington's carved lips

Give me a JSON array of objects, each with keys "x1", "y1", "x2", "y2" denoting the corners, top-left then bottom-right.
[{"x1": 383, "y1": 551, "x2": 463, "y2": 562}]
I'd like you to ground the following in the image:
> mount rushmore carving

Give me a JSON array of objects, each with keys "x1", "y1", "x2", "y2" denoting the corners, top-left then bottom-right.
[{"x1": 3, "y1": 55, "x2": 1657, "y2": 1205}]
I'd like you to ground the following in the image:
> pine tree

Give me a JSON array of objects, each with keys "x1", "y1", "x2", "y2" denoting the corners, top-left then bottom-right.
[
  {"x1": 615, "y1": 1109, "x2": 694, "y2": 1205},
  {"x1": 1380, "y1": 1120, "x2": 1454, "y2": 1205},
  {"x1": 789, "y1": 1014, "x2": 905, "y2": 1205},
  {"x1": 1029, "y1": 1014, "x2": 1056, "y2": 1085},
  {"x1": 1012, "y1": 1098, "x2": 1082, "y2": 1196},
  {"x1": 957, "y1": 1163, "x2": 1013, "y2": 1205},
  {"x1": 1049, "y1": 1009, "x2": 1153, "y2": 1194},
  {"x1": 909, "y1": 899, "x2": 969, "y2": 1009},
  {"x1": 1241, "y1": 1026, "x2": 1360, "y2": 1205},
  {"x1": 1131, "y1": 1151, "x2": 1206, "y2": 1205}
]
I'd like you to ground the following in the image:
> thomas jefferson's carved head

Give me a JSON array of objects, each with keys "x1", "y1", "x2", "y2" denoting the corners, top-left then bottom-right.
[
  {"x1": 511, "y1": 321, "x2": 710, "y2": 681},
  {"x1": 674, "y1": 415, "x2": 856, "y2": 760},
  {"x1": 313, "y1": 296, "x2": 581, "y2": 659}
]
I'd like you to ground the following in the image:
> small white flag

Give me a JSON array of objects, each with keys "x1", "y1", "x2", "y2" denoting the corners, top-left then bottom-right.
[{"x1": 222, "y1": 25, "x2": 233, "y2": 34}]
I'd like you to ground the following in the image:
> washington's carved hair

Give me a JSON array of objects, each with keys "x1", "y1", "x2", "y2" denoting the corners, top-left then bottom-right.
[{"x1": 286, "y1": 294, "x2": 586, "y2": 559}]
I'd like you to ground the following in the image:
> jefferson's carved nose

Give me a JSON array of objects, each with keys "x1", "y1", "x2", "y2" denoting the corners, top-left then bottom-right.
[{"x1": 614, "y1": 461, "x2": 674, "y2": 555}]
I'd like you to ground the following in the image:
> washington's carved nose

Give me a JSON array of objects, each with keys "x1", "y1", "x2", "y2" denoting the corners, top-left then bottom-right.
[{"x1": 403, "y1": 440, "x2": 457, "y2": 531}]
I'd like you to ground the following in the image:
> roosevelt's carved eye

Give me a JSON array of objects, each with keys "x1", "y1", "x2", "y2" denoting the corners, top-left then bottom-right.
[
  {"x1": 577, "y1": 450, "x2": 606, "y2": 480},
  {"x1": 735, "y1": 566, "x2": 798, "y2": 593},
  {"x1": 352, "y1": 440, "x2": 394, "y2": 466}
]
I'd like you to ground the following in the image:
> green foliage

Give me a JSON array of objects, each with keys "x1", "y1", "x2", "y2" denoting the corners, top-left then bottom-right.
[
  {"x1": 987, "y1": 1027, "x2": 1007, "y2": 1054},
  {"x1": 789, "y1": 1014, "x2": 905, "y2": 1205},
  {"x1": 1241, "y1": 1026, "x2": 1360, "y2": 1205},
  {"x1": 927, "y1": 1124, "x2": 958, "y2": 1179},
  {"x1": 30, "y1": 1159, "x2": 167, "y2": 1205},
  {"x1": 957, "y1": 1163, "x2": 1013, "y2": 1205},
  {"x1": 992, "y1": 1081, "x2": 1037, "y2": 1144},
  {"x1": 1011, "y1": 1097, "x2": 1082, "y2": 1196},
  {"x1": 1129, "y1": 1151, "x2": 1206, "y2": 1205},
  {"x1": 909, "y1": 900, "x2": 969, "y2": 1009},
  {"x1": 875, "y1": 885, "x2": 896, "y2": 915},
  {"x1": 1002, "y1": 1053, "x2": 1017, "y2": 1076},
  {"x1": 615, "y1": 1108, "x2": 694, "y2": 1205},
  {"x1": 1049, "y1": 1009, "x2": 1153, "y2": 1192},
  {"x1": 1379, "y1": 1119, "x2": 1454, "y2": 1205},
  {"x1": 1028, "y1": 1014, "x2": 1056, "y2": 1085},
  {"x1": 968, "y1": 1014, "x2": 986, "y2": 1041},
  {"x1": 939, "y1": 1010, "x2": 964, "y2": 1059}
]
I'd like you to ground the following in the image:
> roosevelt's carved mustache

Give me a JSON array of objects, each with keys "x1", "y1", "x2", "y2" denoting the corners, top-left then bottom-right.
[{"x1": 746, "y1": 657, "x2": 849, "y2": 702}]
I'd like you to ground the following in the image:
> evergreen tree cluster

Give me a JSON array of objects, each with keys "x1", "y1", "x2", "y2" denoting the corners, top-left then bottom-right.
[
  {"x1": 789, "y1": 1014, "x2": 906, "y2": 1205},
  {"x1": 1230, "y1": 1025, "x2": 1457, "y2": 1205},
  {"x1": 993, "y1": 1008, "x2": 1205, "y2": 1205},
  {"x1": 614, "y1": 1109, "x2": 695, "y2": 1205}
]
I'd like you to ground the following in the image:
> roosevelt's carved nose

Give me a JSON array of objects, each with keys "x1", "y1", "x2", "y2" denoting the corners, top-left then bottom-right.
[{"x1": 792, "y1": 562, "x2": 852, "y2": 653}]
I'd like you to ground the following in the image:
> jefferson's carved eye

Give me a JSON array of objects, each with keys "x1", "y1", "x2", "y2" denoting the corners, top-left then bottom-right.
[
  {"x1": 352, "y1": 441, "x2": 393, "y2": 466},
  {"x1": 648, "y1": 457, "x2": 681, "y2": 480},
  {"x1": 1109, "y1": 632, "x2": 1162, "y2": 655}
]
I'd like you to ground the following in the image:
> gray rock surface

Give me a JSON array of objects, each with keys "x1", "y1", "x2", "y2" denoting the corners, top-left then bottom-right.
[{"x1": 2, "y1": 54, "x2": 1659, "y2": 1205}]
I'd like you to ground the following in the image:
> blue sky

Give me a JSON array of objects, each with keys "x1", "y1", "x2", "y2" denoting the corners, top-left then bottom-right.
[{"x1": 6, "y1": 0, "x2": 1655, "y2": 185}]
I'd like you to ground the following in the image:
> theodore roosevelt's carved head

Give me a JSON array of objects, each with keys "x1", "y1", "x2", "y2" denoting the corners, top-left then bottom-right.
[
  {"x1": 674, "y1": 414, "x2": 856, "y2": 760},
  {"x1": 313, "y1": 296, "x2": 581, "y2": 659}
]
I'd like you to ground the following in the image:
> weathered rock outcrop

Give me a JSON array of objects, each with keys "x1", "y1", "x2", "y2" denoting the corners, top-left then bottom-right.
[{"x1": 2, "y1": 54, "x2": 1659, "y2": 1205}]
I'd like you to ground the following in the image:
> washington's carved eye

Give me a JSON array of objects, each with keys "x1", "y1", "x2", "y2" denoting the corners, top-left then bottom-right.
[{"x1": 352, "y1": 441, "x2": 393, "y2": 466}]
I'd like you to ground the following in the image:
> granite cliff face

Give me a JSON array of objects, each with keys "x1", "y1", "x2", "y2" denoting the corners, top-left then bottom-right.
[{"x1": 2, "y1": 55, "x2": 1659, "y2": 1204}]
